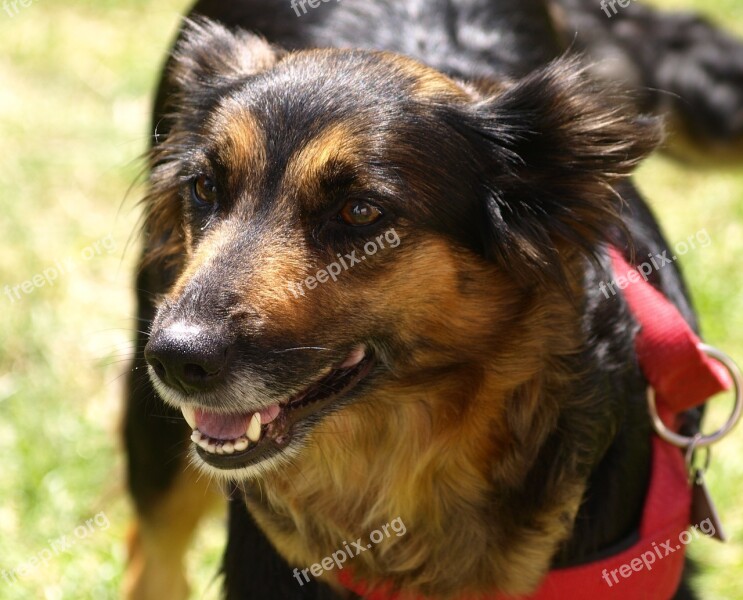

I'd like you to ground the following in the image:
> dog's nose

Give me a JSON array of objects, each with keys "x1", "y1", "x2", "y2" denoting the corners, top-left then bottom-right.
[{"x1": 145, "y1": 322, "x2": 231, "y2": 393}]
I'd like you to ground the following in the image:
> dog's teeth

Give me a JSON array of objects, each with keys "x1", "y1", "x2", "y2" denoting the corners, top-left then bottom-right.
[
  {"x1": 181, "y1": 405, "x2": 197, "y2": 430},
  {"x1": 193, "y1": 428, "x2": 255, "y2": 455},
  {"x1": 247, "y1": 413, "x2": 262, "y2": 442}
]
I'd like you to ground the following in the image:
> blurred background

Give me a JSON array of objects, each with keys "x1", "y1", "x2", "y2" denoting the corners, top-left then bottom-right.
[{"x1": 0, "y1": 0, "x2": 741, "y2": 598}]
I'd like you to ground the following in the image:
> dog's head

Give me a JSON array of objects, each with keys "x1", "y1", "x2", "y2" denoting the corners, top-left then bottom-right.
[{"x1": 143, "y1": 18, "x2": 659, "y2": 479}]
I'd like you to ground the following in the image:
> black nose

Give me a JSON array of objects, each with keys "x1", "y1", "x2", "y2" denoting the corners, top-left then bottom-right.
[{"x1": 145, "y1": 322, "x2": 231, "y2": 393}]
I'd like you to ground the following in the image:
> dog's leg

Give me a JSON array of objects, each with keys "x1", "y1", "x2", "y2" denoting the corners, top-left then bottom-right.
[
  {"x1": 555, "y1": 0, "x2": 743, "y2": 163},
  {"x1": 122, "y1": 261, "x2": 222, "y2": 600},
  {"x1": 123, "y1": 465, "x2": 221, "y2": 600}
]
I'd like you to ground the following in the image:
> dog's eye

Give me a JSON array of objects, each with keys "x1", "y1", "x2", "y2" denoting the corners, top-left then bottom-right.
[
  {"x1": 338, "y1": 200, "x2": 383, "y2": 227},
  {"x1": 191, "y1": 175, "x2": 218, "y2": 207}
]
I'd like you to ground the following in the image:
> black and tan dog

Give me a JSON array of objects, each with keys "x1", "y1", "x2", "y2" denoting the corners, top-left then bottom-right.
[{"x1": 123, "y1": 1, "x2": 743, "y2": 598}]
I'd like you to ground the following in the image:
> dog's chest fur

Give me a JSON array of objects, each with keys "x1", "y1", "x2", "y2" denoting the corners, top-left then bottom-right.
[{"x1": 239, "y1": 289, "x2": 602, "y2": 597}]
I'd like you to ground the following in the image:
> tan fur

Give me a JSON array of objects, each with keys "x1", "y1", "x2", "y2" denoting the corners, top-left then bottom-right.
[
  {"x1": 283, "y1": 123, "x2": 364, "y2": 206},
  {"x1": 239, "y1": 238, "x2": 590, "y2": 598},
  {"x1": 123, "y1": 464, "x2": 222, "y2": 600},
  {"x1": 384, "y1": 53, "x2": 471, "y2": 101},
  {"x1": 210, "y1": 103, "x2": 268, "y2": 176}
]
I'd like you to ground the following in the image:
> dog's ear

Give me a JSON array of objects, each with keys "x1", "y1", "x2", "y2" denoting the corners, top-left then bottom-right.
[
  {"x1": 169, "y1": 17, "x2": 282, "y2": 109},
  {"x1": 142, "y1": 19, "x2": 283, "y2": 272},
  {"x1": 450, "y1": 58, "x2": 662, "y2": 281}
]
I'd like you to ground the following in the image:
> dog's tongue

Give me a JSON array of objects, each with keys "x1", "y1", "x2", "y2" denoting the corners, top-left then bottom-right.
[{"x1": 195, "y1": 409, "x2": 252, "y2": 441}]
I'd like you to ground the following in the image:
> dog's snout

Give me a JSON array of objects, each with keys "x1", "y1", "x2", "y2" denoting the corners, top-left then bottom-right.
[{"x1": 145, "y1": 322, "x2": 232, "y2": 393}]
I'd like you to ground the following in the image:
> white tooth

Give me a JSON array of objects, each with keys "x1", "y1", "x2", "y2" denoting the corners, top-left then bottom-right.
[
  {"x1": 222, "y1": 441, "x2": 235, "y2": 454},
  {"x1": 197, "y1": 438, "x2": 209, "y2": 450},
  {"x1": 247, "y1": 413, "x2": 262, "y2": 442},
  {"x1": 234, "y1": 438, "x2": 249, "y2": 452},
  {"x1": 206, "y1": 442, "x2": 217, "y2": 454},
  {"x1": 181, "y1": 405, "x2": 197, "y2": 430},
  {"x1": 190, "y1": 431, "x2": 202, "y2": 443},
  {"x1": 216, "y1": 444, "x2": 225, "y2": 455}
]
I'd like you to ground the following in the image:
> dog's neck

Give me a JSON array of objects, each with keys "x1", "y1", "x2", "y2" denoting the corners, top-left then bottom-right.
[{"x1": 240, "y1": 274, "x2": 650, "y2": 597}]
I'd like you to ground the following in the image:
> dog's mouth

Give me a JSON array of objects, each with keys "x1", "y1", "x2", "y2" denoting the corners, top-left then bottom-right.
[{"x1": 181, "y1": 346, "x2": 374, "y2": 471}]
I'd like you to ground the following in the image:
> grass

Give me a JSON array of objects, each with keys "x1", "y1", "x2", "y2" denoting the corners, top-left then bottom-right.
[
  {"x1": 0, "y1": 2, "x2": 225, "y2": 598},
  {"x1": 0, "y1": 0, "x2": 740, "y2": 598}
]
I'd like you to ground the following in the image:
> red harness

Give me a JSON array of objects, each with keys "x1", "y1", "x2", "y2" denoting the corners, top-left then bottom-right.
[{"x1": 337, "y1": 247, "x2": 731, "y2": 600}]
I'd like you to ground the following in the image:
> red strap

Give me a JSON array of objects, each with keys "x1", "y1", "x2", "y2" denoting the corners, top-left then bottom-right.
[
  {"x1": 337, "y1": 437, "x2": 690, "y2": 600},
  {"x1": 608, "y1": 247, "x2": 731, "y2": 411},
  {"x1": 505, "y1": 437, "x2": 690, "y2": 600},
  {"x1": 336, "y1": 246, "x2": 729, "y2": 600}
]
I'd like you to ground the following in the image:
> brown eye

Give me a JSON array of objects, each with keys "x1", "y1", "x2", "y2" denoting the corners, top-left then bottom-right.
[
  {"x1": 191, "y1": 175, "x2": 218, "y2": 207},
  {"x1": 339, "y1": 200, "x2": 383, "y2": 226}
]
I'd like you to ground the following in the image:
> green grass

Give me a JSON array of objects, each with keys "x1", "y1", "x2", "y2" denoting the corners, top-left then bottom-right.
[
  {"x1": 0, "y1": 0, "x2": 741, "y2": 598},
  {"x1": 0, "y1": 2, "x2": 225, "y2": 599}
]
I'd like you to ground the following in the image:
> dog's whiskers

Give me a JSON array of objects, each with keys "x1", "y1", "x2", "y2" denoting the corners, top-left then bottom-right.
[{"x1": 271, "y1": 346, "x2": 331, "y2": 354}]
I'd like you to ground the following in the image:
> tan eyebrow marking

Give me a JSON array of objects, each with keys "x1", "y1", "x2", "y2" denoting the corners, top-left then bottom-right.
[
  {"x1": 282, "y1": 122, "x2": 365, "y2": 207},
  {"x1": 209, "y1": 100, "x2": 268, "y2": 175}
]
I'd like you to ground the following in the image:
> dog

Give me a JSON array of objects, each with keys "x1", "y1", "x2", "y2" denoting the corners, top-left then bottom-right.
[{"x1": 122, "y1": 1, "x2": 743, "y2": 598}]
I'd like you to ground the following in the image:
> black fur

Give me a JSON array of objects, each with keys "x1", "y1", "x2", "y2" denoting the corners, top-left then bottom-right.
[
  {"x1": 223, "y1": 491, "x2": 345, "y2": 600},
  {"x1": 124, "y1": 1, "x2": 743, "y2": 598},
  {"x1": 561, "y1": 0, "x2": 743, "y2": 157}
]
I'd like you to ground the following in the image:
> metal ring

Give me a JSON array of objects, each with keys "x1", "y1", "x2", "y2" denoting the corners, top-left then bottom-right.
[{"x1": 647, "y1": 344, "x2": 743, "y2": 449}]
